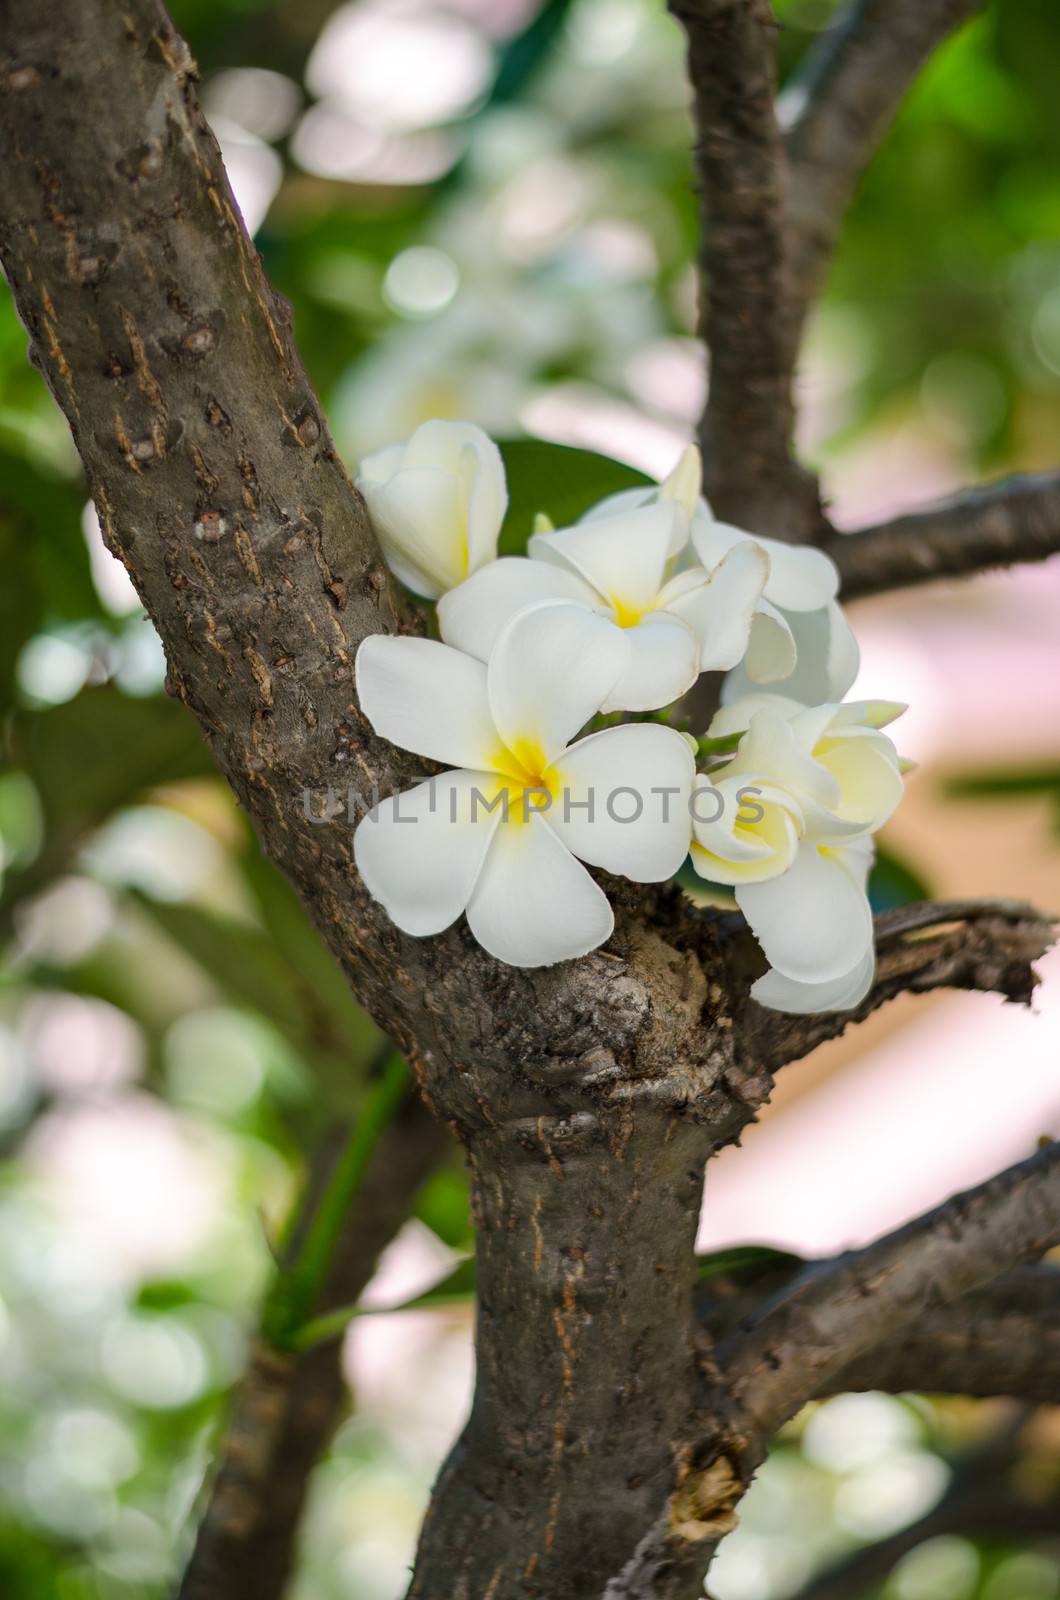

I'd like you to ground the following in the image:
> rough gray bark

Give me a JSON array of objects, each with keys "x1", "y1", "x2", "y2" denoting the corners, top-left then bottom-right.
[
  {"x1": 604, "y1": 1146, "x2": 1060, "y2": 1600},
  {"x1": 743, "y1": 900, "x2": 1056, "y2": 1072},
  {"x1": 702, "y1": 1262, "x2": 1060, "y2": 1406},
  {"x1": 669, "y1": 0, "x2": 818, "y2": 539},
  {"x1": 0, "y1": 4, "x2": 1056, "y2": 1599},
  {"x1": 721, "y1": 1140, "x2": 1060, "y2": 1443},
  {"x1": 825, "y1": 1265, "x2": 1060, "y2": 1402},
  {"x1": 783, "y1": 0, "x2": 985, "y2": 333},
  {"x1": 827, "y1": 473, "x2": 1060, "y2": 600},
  {"x1": 410, "y1": 1116, "x2": 713, "y2": 1596}
]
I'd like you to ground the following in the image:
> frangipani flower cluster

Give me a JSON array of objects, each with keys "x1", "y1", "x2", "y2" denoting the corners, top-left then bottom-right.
[{"x1": 353, "y1": 420, "x2": 909, "y2": 1014}]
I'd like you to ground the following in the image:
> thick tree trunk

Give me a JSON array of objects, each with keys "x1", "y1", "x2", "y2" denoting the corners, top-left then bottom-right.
[{"x1": 410, "y1": 1114, "x2": 710, "y2": 1597}]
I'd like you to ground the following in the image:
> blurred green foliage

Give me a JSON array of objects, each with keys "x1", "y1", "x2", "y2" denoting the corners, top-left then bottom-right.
[{"x1": 1, "y1": 1, "x2": 1058, "y2": 1596}]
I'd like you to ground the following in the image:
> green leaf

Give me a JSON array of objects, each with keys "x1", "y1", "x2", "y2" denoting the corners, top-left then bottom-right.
[
  {"x1": 241, "y1": 843, "x2": 381, "y2": 1064},
  {"x1": 695, "y1": 1246, "x2": 802, "y2": 1285},
  {"x1": 945, "y1": 765, "x2": 1060, "y2": 800},
  {"x1": 868, "y1": 842, "x2": 933, "y2": 912},
  {"x1": 497, "y1": 439, "x2": 652, "y2": 555},
  {"x1": 675, "y1": 853, "x2": 736, "y2": 906},
  {"x1": 264, "y1": 1053, "x2": 409, "y2": 1348},
  {"x1": 135, "y1": 1279, "x2": 200, "y2": 1312},
  {"x1": 415, "y1": 1162, "x2": 473, "y2": 1250},
  {"x1": 292, "y1": 1254, "x2": 476, "y2": 1350},
  {"x1": 696, "y1": 730, "x2": 744, "y2": 760},
  {"x1": 8, "y1": 687, "x2": 211, "y2": 839},
  {"x1": 1, "y1": 687, "x2": 213, "y2": 917}
]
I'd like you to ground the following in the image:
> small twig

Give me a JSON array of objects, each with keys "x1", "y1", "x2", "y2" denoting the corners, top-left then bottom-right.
[
  {"x1": 826, "y1": 471, "x2": 1060, "y2": 600},
  {"x1": 720, "y1": 1140, "x2": 1060, "y2": 1446},
  {"x1": 261, "y1": 1050, "x2": 409, "y2": 1348},
  {"x1": 743, "y1": 898, "x2": 1056, "y2": 1072},
  {"x1": 669, "y1": 0, "x2": 815, "y2": 538},
  {"x1": 783, "y1": 0, "x2": 984, "y2": 335}
]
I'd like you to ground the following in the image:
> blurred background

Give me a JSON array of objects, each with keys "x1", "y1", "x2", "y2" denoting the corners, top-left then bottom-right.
[{"x1": 2, "y1": 0, "x2": 1060, "y2": 1595}]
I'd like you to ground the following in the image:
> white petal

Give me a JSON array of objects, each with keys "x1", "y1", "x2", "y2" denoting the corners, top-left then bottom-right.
[
  {"x1": 758, "y1": 538, "x2": 839, "y2": 612},
  {"x1": 737, "y1": 841, "x2": 874, "y2": 984},
  {"x1": 751, "y1": 947, "x2": 875, "y2": 1013},
  {"x1": 530, "y1": 504, "x2": 680, "y2": 617},
  {"x1": 784, "y1": 600, "x2": 860, "y2": 702},
  {"x1": 548, "y1": 723, "x2": 695, "y2": 881},
  {"x1": 835, "y1": 832, "x2": 875, "y2": 891},
  {"x1": 600, "y1": 612, "x2": 700, "y2": 713},
  {"x1": 690, "y1": 776, "x2": 802, "y2": 885},
  {"x1": 813, "y1": 730, "x2": 904, "y2": 831},
  {"x1": 354, "y1": 770, "x2": 501, "y2": 936},
  {"x1": 723, "y1": 598, "x2": 860, "y2": 705},
  {"x1": 581, "y1": 485, "x2": 690, "y2": 558},
  {"x1": 356, "y1": 442, "x2": 404, "y2": 487},
  {"x1": 743, "y1": 599, "x2": 797, "y2": 684},
  {"x1": 707, "y1": 693, "x2": 803, "y2": 739},
  {"x1": 787, "y1": 701, "x2": 842, "y2": 751},
  {"x1": 580, "y1": 486, "x2": 653, "y2": 522},
  {"x1": 356, "y1": 420, "x2": 507, "y2": 598},
  {"x1": 356, "y1": 634, "x2": 500, "y2": 770},
  {"x1": 401, "y1": 419, "x2": 507, "y2": 575},
  {"x1": 438, "y1": 557, "x2": 598, "y2": 662},
  {"x1": 832, "y1": 699, "x2": 907, "y2": 731},
  {"x1": 659, "y1": 444, "x2": 703, "y2": 524},
  {"x1": 359, "y1": 466, "x2": 468, "y2": 598},
  {"x1": 466, "y1": 815, "x2": 614, "y2": 967},
  {"x1": 665, "y1": 545, "x2": 770, "y2": 672},
  {"x1": 690, "y1": 511, "x2": 839, "y2": 612},
  {"x1": 487, "y1": 602, "x2": 629, "y2": 772},
  {"x1": 728, "y1": 706, "x2": 841, "y2": 818}
]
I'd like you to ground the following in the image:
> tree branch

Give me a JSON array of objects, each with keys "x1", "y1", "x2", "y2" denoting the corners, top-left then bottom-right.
[
  {"x1": 741, "y1": 899, "x2": 1056, "y2": 1073},
  {"x1": 825, "y1": 1265, "x2": 1060, "y2": 1403},
  {"x1": 179, "y1": 1090, "x2": 448, "y2": 1600},
  {"x1": 602, "y1": 1147, "x2": 1060, "y2": 1600},
  {"x1": 826, "y1": 472, "x2": 1060, "y2": 600},
  {"x1": 783, "y1": 0, "x2": 984, "y2": 331},
  {"x1": 669, "y1": 0, "x2": 815, "y2": 538},
  {"x1": 721, "y1": 1140, "x2": 1060, "y2": 1445},
  {"x1": 703, "y1": 1261, "x2": 1060, "y2": 1407}
]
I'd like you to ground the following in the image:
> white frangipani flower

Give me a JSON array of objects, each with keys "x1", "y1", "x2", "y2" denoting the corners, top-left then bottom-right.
[
  {"x1": 705, "y1": 695, "x2": 906, "y2": 839},
  {"x1": 354, "y1": 602, "x2": 695, "y2": 968},
  {"x1": 438, "y1": 499, "x2": 769, "y2": 713},
  {"x1": 355, "y1": 419, "x2": 507, "y2": 599},
  {"x1": 690, "y1": 698, "x2": 905, "y2": 1012},
  {"x1": 349, "y1": 416, "x2": 908, "y2": 1013},
  {"x1": 584, "y1": 444, "x2": 859, "y2": 702}
]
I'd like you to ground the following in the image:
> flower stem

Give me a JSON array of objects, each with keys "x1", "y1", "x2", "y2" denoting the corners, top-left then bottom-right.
[
  {"x1": 696, "y1": 729, "x2": 745, "y2": 761},
  {"x1": 261, "y1": 1050, "x2": 410, "y2": 1350}
]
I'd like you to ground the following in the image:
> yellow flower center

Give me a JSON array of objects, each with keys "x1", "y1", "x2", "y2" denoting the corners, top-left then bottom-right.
[
  {"x1": 610, "y1": 595, "x2": 648, "y2": 629},
  {"x1": 484, "y1": 739, "x2": 562, "y2": 826}
]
